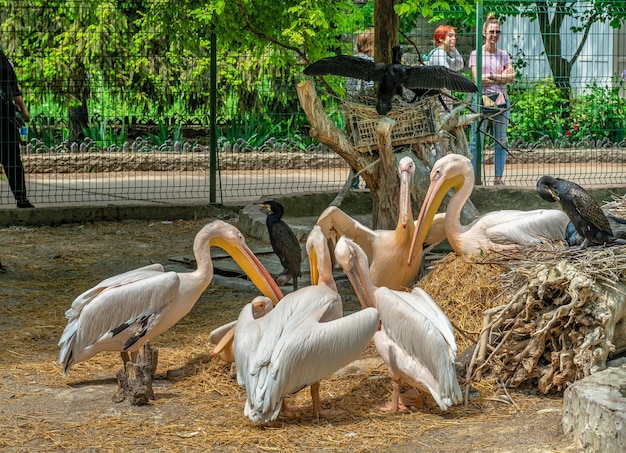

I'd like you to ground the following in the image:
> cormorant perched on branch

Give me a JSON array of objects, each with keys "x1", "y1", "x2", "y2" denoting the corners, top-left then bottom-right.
[
  {"x1": 303, "y1": 53, "x2": 477, "y2": 115},
  {"x1": 261, "y1": 200, "x2": 302, "y2": 290},
  {"x1": 536, "y1": 175, "x2": 626, "y2": 249}
]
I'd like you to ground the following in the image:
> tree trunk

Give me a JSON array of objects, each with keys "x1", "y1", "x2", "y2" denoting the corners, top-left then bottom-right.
[
  {"x1": 296, "y1": 80, "x2": 479, "y2": 229},
  {"x1": 374, "y1": 0, "x2": 398, "y2": 64},
  {"x1": 68, "y1": 59, "x2": 90, "y2": 143}
]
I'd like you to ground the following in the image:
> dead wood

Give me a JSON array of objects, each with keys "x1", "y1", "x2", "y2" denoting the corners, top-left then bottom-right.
[
  {"x1": 113, "y1": 342, "x2": 158, "y2": 405},
  {"x1": 468, "y1": 247, "x2": 626, "y2": 393}
]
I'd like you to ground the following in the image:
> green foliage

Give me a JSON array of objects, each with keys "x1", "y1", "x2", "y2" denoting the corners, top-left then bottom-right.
[
  {"x1": 218, "y1": 113, "x2": 314, "y2": 150},
  {"x1": 145, "y1": 121, "x2": 183, "y2": 146},
  {"x1": 569, "y1": 81, "x2": 626, "y2": 143},
  {"x1": 82, "y1": 118, "x2": 127, "y2": 147},
  {"x1": 509, "y1": 79, "x2": 570, "y2": 142},
  {"x1": 509, "y1": 78, "x2": 626, "y2": 145},
  {"x1": 29, "y1": 115, "x2": 67, "y2": 148}
]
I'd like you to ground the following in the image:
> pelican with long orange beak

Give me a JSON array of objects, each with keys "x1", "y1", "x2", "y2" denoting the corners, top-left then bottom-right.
[
  {"x1": 409, "y1": 154, "x2": 569, "y2": 260},
  {"x1": 59, "y1": 220, "x2": 283, "y2": 375},
  {"x1": 317, "y1": 155, "x2": 446, "y2": 290}
]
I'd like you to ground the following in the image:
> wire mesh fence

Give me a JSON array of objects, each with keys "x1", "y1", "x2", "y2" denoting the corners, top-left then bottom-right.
[{"x1": 1, "y1": 1, "x2": 625, "y2": 209}]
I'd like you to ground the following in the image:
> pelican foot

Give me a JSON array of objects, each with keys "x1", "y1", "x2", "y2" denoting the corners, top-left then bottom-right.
[
  {"x1": 398, "y1": 388, "x2": 426, "y2": 409},
  {"x1": 279, "y1": 401, "x2": 344, "y2": 419},
  {"x1": 376, "y1": 400, "x2": 413, "y2": 413}
]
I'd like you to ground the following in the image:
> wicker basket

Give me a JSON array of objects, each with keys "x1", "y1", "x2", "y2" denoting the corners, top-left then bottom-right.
[{"x1": 344, "y1": 96, "x2": 439, "y2": 153}]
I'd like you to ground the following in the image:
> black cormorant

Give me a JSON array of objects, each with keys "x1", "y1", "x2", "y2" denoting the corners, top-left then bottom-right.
[
  {"x1": 536, "y1": 175, "x2": 626, "y2": 248},
  {"x1": 261, "y1": 200, "x2": 302, "y2": 290},
  {"x1": 303, "y1": 54, "x2": 477, "y2": 115}
]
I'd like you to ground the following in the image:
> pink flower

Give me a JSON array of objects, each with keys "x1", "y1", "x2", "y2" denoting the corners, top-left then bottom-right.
[
  {"x1": 573, "y1": 125, "x2": 579, "y2": 131},
  {"x1": 565, "y1": 131, "x2": 571, "y2": 138}
]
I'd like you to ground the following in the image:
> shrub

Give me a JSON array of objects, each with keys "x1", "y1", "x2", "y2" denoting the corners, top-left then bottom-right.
[{"x1": 509, "y1": 79, "x2": 569, "y2": 143}]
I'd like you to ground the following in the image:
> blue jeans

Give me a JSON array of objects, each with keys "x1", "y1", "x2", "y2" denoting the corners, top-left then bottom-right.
[{"x1": 470, "y1": 99, "x2": 510, "y2": 179}]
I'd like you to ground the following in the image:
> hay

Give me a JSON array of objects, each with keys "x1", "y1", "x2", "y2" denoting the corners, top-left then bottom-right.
[{"x1": 421, "y1": 242, "x2": 626, "y2": 395}]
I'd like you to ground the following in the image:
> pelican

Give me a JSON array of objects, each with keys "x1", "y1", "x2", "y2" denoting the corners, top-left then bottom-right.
[
  {"x1": 235, "y1": 225, "x2": 379, "y2": 423},
  {"x1": 536, "y1": 175, "x2": 626, "y2": 249},
  {"x1": 316, "y1": 156, "x2": 446, "y2": 290},
  {"x1": 335, "y1": 236, "x2": 462, "y2": 412},
  {"x1": 409, "y1": 154, "x2": 570, "y2": 259},
  {"x1": 58, "y1": 220, "x2": 283, "y2": 375}
]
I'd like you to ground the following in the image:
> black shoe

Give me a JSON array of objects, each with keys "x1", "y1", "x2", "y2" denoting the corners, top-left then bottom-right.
[{"x1": 16, "y1": 200, "x2": 35, "y2": 208}]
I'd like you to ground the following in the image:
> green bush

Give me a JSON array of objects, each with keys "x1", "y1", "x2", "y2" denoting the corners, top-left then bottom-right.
[
  {"x1": 509, "y1": 79, "x2": 569, "y2": 143},
  {"x1": 569, "y1": 81, "x2": 626, "y2": 143},
  {"x1": 509, "y1": 78, "x2": 626, "y2": 146}
]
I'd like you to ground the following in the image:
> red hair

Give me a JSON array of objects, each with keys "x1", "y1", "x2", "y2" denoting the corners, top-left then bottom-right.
[{"x1": 433, "y1": 25, "x2": 456, "y2": 45}]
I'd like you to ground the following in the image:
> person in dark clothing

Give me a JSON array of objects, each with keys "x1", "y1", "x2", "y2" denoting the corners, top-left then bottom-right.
[{"x1": 1, "y1": 49, "x2": 33, "y2": 208}]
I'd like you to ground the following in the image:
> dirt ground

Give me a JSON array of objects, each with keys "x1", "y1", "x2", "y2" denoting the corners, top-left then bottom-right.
[{"x1": 0, "y1": 218, "x2": 581, "y2": 452}]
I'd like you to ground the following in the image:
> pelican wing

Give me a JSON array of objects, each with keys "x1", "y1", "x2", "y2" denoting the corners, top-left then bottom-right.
[
  {"x1": 63, "y1": 263, "x2": 164, "y2": 319},
  {"x1": 304, "y1": 55, "x2": 384, "y2": 81},
  {"x1": 481, "y1": 209, "x2": 569, "y2": 245},
  {"x1": 376, "y1": 288, "x2": 456, "y2": 376},
  {"x1": 249, "y1": 304, "x2": 379, "y2": 423},
  {"x1": 404, "y1": 65, "x2": 477, "y2": 92},
  {"x1": 375, "y1": 288, "x2": 461, "y2": 409},
  {"x1": 235, "y1": 301, "x2": 270, "y2": 390},
  {"x1": 59, "y1": 271, "x2": 179, "y2": 372}
]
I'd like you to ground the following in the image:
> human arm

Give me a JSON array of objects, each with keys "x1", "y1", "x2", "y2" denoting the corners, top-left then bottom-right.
[
  {"x1": 487, "y1": 63, "x2": 515, "y2": 84},
  {"x1": 428, "y1": 48, "x2": 463, "y2": 72},
  {"x1": 14, "y1": 95, "x2": 29, "y2": 122}
]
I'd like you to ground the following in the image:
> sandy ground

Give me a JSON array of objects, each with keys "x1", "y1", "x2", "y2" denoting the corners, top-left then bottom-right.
[{"x1": 0, "y1": 218, "x2": 581, "y2": 452}]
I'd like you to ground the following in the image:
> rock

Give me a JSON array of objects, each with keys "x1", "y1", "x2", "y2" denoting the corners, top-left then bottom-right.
[{"x1": 562, "y1": 364, "x2": 626, "y2": 452}]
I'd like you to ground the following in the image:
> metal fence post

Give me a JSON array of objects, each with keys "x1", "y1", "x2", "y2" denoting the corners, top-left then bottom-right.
[
  {"x1": 474, "y1": 2, "x2": 484, "y2": 185},
  {"x1": 210, "y1": 32, "x2": 217, "y2": 204}
]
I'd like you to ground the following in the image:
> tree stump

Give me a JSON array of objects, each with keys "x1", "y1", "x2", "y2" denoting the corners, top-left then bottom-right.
[{"x1": 112, "y1": 342, "x2": 158, "y2": 405}]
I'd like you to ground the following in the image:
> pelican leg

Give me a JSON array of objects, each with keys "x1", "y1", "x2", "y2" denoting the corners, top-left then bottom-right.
[
  {"x1": 120, "y1": 351, "x2": 132, "y2": 365},
  {"x1": 311, "y1": 382, "x2": 321, "y2": 417},
  {"x1": 310, "y1": 382, "x2": 344, "y2": 418},
  {"x1": 379, "y1": 380, "x2": 418, "y2": 413}
]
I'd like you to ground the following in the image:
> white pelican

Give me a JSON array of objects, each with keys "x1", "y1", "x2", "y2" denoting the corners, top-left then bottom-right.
[
  {"x1": 316, "y1": 156, "x2": 446, "y2": 290},
  {"x1": 409, "y1": 154, "x2": 570, "y2": 259},
  {"x1": 235, "y1": 225, "x2": 379, "y2": 423},
  {"x1": 335, "y1": 236, "x2": 462, "y2": 412},
  {"x1": 58, "y1": 220, "x2": 283, "y2": 375}
]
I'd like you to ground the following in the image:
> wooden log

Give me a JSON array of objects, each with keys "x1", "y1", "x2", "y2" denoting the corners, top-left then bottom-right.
[{"x1": 112, "y1": 342, "x2": 158, "y2": 405}]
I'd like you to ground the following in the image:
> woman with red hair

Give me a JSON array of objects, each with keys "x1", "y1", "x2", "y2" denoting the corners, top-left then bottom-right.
[{"x1": 427, "y1": 25, "x2": 464, "y2": 71}]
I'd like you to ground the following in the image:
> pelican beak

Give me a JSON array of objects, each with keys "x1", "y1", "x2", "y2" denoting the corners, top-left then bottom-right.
[
  {"x1": 344, "y1": 265, "x2": 377, "y2": 310},
  {"x1": 408, "y1": 171, "x2": 465, "y2": 265},
  {"x1": 210, "y1": 237, "x2": 284, "y2": 304},
  {"x1": 400, "y1": 167, "x2": 412, "y2": 229},
  {"x1": 212, "y1": 325, "x2": 235, "y2": 359},
  {"x1": 308, "y1": 244, "x2": 320, "y2": 286}
]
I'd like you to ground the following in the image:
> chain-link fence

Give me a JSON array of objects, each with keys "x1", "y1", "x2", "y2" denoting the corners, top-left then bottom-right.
[{"x1": 1, "y1": 1, "x2": 625, "y2": 209}]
